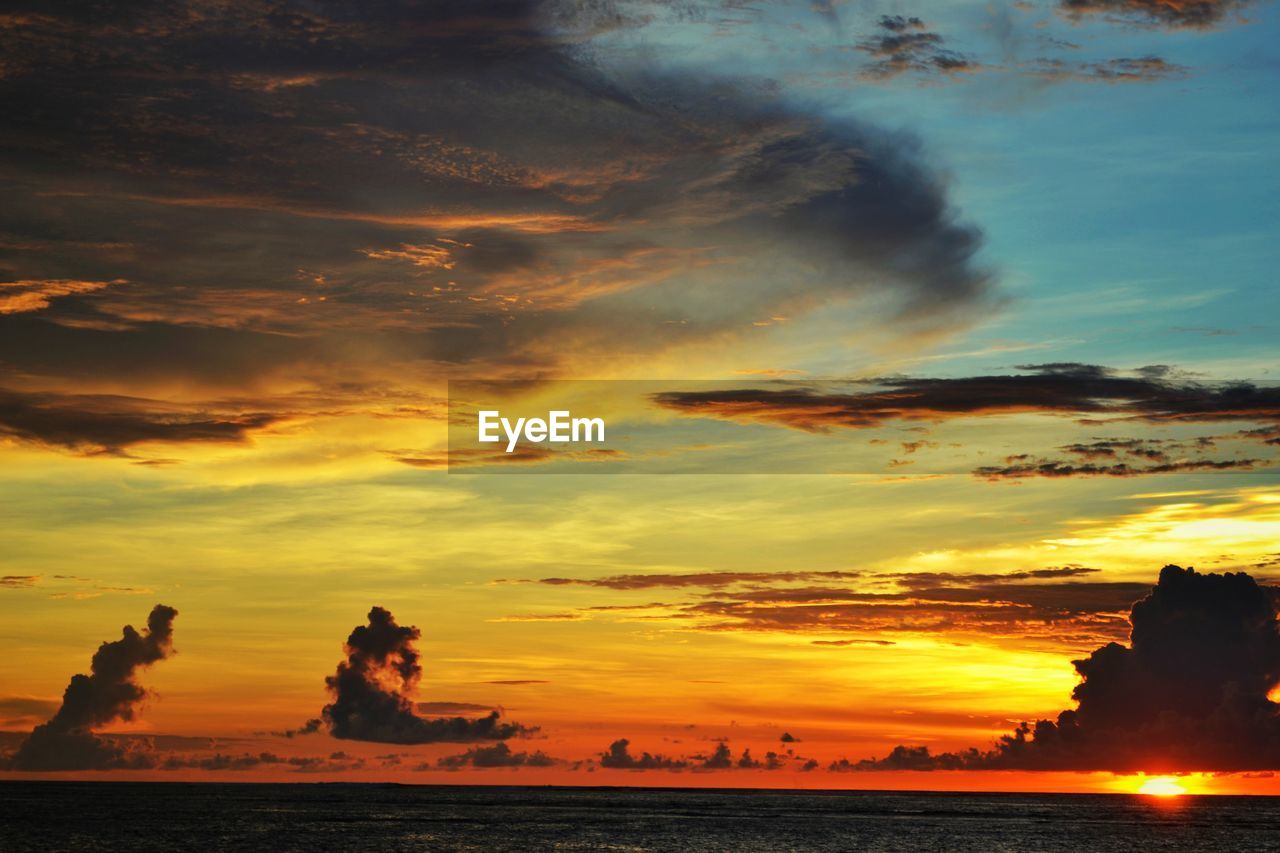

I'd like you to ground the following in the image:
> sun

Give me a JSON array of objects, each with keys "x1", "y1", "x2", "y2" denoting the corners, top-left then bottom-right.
[{"x1": 1137, "y1": 777, "x2": 1186, "y2": 797}]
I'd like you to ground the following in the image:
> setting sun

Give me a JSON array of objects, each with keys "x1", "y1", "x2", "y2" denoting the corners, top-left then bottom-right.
[{"x1": 1138, "y1": 777, "x2": 1187, "y2": 797}]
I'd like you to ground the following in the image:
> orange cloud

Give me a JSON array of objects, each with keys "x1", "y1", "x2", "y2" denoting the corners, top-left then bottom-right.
[{"x1": 0, "y1": 279, "x2": 123, "y2": 314}]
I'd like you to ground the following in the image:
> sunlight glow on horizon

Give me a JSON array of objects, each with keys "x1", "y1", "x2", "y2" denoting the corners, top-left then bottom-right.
[{"x1": 1138, "y1": 777, "x2": 1187, "y2": 797}]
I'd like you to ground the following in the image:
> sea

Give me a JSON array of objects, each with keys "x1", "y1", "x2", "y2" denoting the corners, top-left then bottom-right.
[{"x1": 2, "y1": 783, "x2": 1278, "y2": 851}]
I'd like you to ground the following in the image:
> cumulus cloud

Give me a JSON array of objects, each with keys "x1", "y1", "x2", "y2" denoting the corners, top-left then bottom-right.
[
  {"x1": 598, "y1": 738, "x2": 786, "y2": 772},
  {"x1": 12, "y1": 604, "x2": 178, "y2": 770},
  {"x1": 851, "y1": 566, "x2": 1280, "y2": 772},
  {"x1": 435, "y1": 741, "x2": 558, "y2": 769},
  {"x1": 321, "y1": 606, "x2": 532, "y2": 744},
  {"x1": 599, "y1": 738, "x2": 687, "y2": 769},
  {"x1": 700, "y1": 742, "x2": 734, "y2": 769}
]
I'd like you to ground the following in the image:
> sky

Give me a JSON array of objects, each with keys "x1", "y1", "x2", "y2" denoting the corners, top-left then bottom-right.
[{"x1": 2, "y1": 0, "x2": 1280, "y2": 794}]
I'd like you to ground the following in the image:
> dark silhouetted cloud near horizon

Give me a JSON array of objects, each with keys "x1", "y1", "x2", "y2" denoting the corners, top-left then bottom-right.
[
  {"x1": 10, "y1": 604, "x2": 178, "y2": 771},
  {"x1": 322, "y1": 606, "x2": 532, "y2": 744},
  {"x1": 847, "y1": 566, "x2": 1280, "y2": 772}
]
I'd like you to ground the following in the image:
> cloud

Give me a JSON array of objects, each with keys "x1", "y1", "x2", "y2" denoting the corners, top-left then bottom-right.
[
  {"x1": 391, "y1": 446, "x2": 624, "y2": 470},
  {"x1": 506, "y1": 570, "x2": 863, "y2": 590},
  {"x1": 1060, "y1": 439, "x2": 1175, "y2": 460},
  {"x1": 0, "y1": 280, "x2": 123, "y2": 315},
  {"x1": 1, "y1": 575, "x2": 39, "y2": 588},
  {"x1": 654, "y1": 364, "x2": 1280, "y2": 432},
  {"x1": 701, "y1": 741, "x2": 733, "y2": 769},
  {"x1": 599, "y1": 738, "x2": 687, "y2": 769},
  {"x1": 852, "y1": 566, "x2": 1280, "y2": 772},
  {"x1": 0, "y1": 388, "x2": 280, "y2": 455},
  {"x1": 975, "y1": 457, "x2": 1258, "y2": 479},
  {"x1": 165, "y1": 750, "x2": 364, "y2": 773},
  {"x1": 652, "y1": 365, "x2": 1280, "y2": 476},
  {"x1": 511, "y1": 566, "x2": 1158, "y2": 646},
  {"x1": 321, "y1": 606, "x2": 532, "y2": 744},
  {"x1": 0, "y1": 696, "x2": 59, "y2": 728},
  {"x1": 11, "y1": 604, "x2": 178, "y2": 770},
  {"x1": 484, "y1": 679, "x2": 550, "y2": 685},
  {"x1": 1032, "y1": 56, "x2": 1188, "y2": 83},
  {"x1": 684, "y1": 580, "x2": 1148, "y2": 643},
  {"x1": 0, "y1": 0, "x2": 993, "y2": 417},
  {"x1": 1058, "y1": 0, "x2": 1256, "y2": 29},
  {"x1": 597, "y1": 739, "x2": 787, "y2": 772},
  {"x1": 857, "y1": 15, "x2": 980, "y2": 80},
  {"x1": 270, "y1": 718, "x2": 322, "y2": 739},
  {"x1": 435, "y1": 741, "x2": 558, "y2": 769},
  {"x1": 417, "y1": 702, "x2": 496, "y2": 715}
]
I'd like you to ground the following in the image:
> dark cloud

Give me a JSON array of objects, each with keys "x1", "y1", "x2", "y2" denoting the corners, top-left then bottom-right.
[
  {"x1": 0, "y1": 387, "x2": 279, "y2": 454},
  {"x1": 683, "y1": 579, "x2": 1148, "y2": 643},
  {"x1": 701, "y1": 741, "x2": 733, "y2": 769},
  {"x1": 0, "y1": 0, "x2": 993, "y2": 414},
  {"x1": 652, "y1": 365, "x2": 1280, "y2": 477},
  {"x1": 975, "y1": 457, "x2": 1258, "y2": 479},
  {"x1": 599, "y1": 738, "x2": 687, "y2": 769},
  {"x1": 852, "y1": 566, "x2": 1280, "y2": 772},
  {"x1": 12, "y1": 604, "x2": 178, "y2": 770},
  {"x1": 1059, "y1": 0, "x2": 1256, "y2": 29},
  {"x1": 857, "y1": 15, "x2": 979, "y2": 79},
  {"x1": 484, "y1": 679, "x2": 550, "y2": 685},
  {"x1": 654, "y1": 365, "x2": 1280, "y2": 431},
  {"x1": 1079, "y1": 56, "x2": 1186, "y2": 81},
  {"x1": 888, "y1": 567, "x2": 1100, "y2": 589},
  {"x1": 811, "y1": 639, "x2": 896, "y2": 647},
  {"x1": 1030, "y1": 55, "x2": 1188, "y2": 83},
  {"x1": 506, "y1": 566, "x2": 1152, "y2": 646},
  {"x1": 435, "y1": 741, "x2": 558, "y2": 769},
  {"x1": 165, "y1": 750, "x2": 363, "y2": 772},
  {"x1": 270, "y1": 718, "x2": 322, "y2": 739},
  {"x1": 506, "y1": 570, "x2": 863, "y2": 590},
  {"x1": 321, "y1": 606, "x2": 532, "y2": 744},
  {"x1": 1240, "y1": 426, "x2": 1280, "y2": 446},
  {"x1": 417, "y1": 702, "x2": 496, "y2": 715},
  {"x1": 1, "y1": 575, "x2": 39, "y2": 588},
  {"x1": 1060, "y1": 439, "x2": 1173, "y2": 460}
]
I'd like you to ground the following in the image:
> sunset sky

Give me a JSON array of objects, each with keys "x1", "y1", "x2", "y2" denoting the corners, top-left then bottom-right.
[{"x1": 2, "y1": 0, "x2": 1280, "y2": 795}]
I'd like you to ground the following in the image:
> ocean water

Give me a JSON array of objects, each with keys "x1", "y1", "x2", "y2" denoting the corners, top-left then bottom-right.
[{"x1": 2, "y1": 783, "x2": 1278, "y2": 851}]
